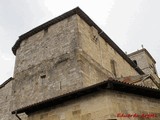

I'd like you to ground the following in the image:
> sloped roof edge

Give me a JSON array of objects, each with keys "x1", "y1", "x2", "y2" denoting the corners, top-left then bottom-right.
[
  {"x1": 128, "y1": 48, "x2": 156, "y2": 63},
  {"x1": 0, "y1": 77, "x2": 13, "y2": 89},
  {"x1": 12, "y1": 7, "x2": 81, "y2": 55},
  {"x1": 12, "y1": 78, "x2": 160, "y2": 115},
  {"x1": 12, "y1": 7, "x2": 144, "y2": 75}
]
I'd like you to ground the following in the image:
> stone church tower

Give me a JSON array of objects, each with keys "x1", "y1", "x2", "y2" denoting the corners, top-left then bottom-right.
[
  {"x1": 128, "y1": 48, "x2": 160, "y2": 86},
  {"x1": 129, "y1": 48, "x2": 157, "y2": 75},
  {"x1": 11, "y1": 7, "x2": 143, "y2": 111},
  {"x1": 0, "y1": 7, "x2": 159, "y2": 120}
]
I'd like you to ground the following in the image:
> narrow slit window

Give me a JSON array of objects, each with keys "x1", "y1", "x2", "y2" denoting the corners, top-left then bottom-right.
[{"x1": 110, "y1": 59, "x2": 117, "y2": 77}]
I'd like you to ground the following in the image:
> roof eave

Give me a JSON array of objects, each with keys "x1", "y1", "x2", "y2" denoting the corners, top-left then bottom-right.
[{"x1": 12, "y1": 79, "x2": 160, "y2": 115}]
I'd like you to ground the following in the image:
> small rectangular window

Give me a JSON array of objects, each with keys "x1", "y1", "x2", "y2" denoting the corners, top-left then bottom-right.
[{"x1": 110, "y1": 60, "x2": 117, "y2": 77}]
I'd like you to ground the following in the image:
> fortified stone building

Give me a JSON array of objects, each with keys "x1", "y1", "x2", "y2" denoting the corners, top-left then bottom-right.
[{"x1": 0, "y1": 7, "x2": 160, "y2": 120}]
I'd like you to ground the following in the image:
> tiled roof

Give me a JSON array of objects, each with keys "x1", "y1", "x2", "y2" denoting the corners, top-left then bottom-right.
[{"x1": 12, "y1": 78, "x2": 160, "y2": 114}]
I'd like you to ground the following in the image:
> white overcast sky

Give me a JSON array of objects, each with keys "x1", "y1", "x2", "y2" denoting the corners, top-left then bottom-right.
[{"x1": 0, "y1": 0, "x2": 160, "y2": 84}]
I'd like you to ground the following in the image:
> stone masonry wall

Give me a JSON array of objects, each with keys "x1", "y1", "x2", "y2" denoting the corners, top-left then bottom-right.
[
  {"x1": 77, "y1": 15, "x2": 139, "y2": 81},
  {"x1": 27, "y1": 90, "x2": 160, "y2": 120},
  {"x1": 129, "y1": 50, "x2": 160, "y2": 84},
  {"x1": 12, "y1": 15, "x2": 84, "y2": 111},
  {"x1": 12, "y1": 14, "x2": 141, "y2": 111},
  {"x1": 1, "y1": 12, "x2": 159, "y2": 120},
  {"x1": 14, "y1": 15, "x2": 78, "y2": 75},
  {"x1": 0, "y1": 80, "x2": 13, "y2": 120},
  {"x1": 0, "y1": 80, "x2": 27, "y2": 120},
  {"x1": 129, "y1": 51, "x2": 151, "y2": 74}
]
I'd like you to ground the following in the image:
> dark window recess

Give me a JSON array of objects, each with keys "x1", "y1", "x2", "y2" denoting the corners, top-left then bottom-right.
[
  {"x1": 110, "y1": 60, "x2": 117, "y2": 77},
  {"x1": 40, "y1": 75, "x2": 46, "y2": 79},
  {"x1": 133, "y1": 60, "x2": 137, "y2": 66}
]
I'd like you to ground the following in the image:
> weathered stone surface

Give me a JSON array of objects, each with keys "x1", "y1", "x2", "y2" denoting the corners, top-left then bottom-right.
[
  {"x1": 1, "y1": 8, "x2": 159, "y2": 120},
  {"x1": 129, "y1": 49, "x2": 160, "y2": 84},
  {"x1": 12, "y1": 15, "x2": 84, "y2": 110},
  {"x1": 12, "y1": 14, "x2": 141, "y2": 111},
  {"x1": 0, "y1": 80, "x2": 27, "y2": 120},
  {"x1": 77, "y1": 15, "x2": 139, "y2": 79},
  {"x1": 27, "y1": 90, "x2": 160, "y2": 120},
  {"x1": 0, "y1": 80, "x2": 13, "y2": 120}
]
